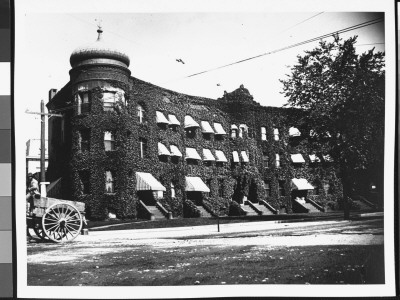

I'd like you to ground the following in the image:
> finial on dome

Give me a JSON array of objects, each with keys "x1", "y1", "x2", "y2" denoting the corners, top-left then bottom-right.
[{"x1": 95, "y1": 18, "x2": 103, "y2": 41}]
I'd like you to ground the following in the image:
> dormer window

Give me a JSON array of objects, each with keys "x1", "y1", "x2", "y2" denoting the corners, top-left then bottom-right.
[{"x1": 231, "y1": 125, "x2": 238, "y2": 138}]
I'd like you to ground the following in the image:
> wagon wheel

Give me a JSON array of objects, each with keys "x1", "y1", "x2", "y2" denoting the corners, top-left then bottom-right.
[{"x1": 42, "y1": 203, "x2": 83, "y2": 243}]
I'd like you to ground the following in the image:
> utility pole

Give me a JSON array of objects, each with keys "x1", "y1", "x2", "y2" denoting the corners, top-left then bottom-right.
[{"x1": 26, "y1": 102, "x2": 62, "y2": 197}]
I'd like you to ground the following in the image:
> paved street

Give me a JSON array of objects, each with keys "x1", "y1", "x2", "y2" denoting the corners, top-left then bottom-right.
[{"x1": 27, "y1": 217, "x2": 384, "y2": 285}]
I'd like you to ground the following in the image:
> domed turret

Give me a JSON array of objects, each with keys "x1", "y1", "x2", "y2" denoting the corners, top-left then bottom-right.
[{"x1": 70, "y1": 26, "x2": 130, "y2": 69}]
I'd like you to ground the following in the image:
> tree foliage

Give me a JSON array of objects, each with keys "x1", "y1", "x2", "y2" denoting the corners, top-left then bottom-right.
[{"x1": 281, "y1": 35, "x2": 385, "y2": 179}]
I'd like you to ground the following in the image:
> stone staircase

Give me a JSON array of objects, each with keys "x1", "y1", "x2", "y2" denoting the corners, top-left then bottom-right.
[
  {"x1": 196, "y1": 206, "x2": 212, "y2": 218},
  {"x1": 251, "y1": 203, "x2": 275, "y2": 215},
  {"x1": 241, "y1": 204, "x2": 258, "y2": 216},
  {"x1": 147, "y1": 206, "x2": 167, "y2": 220},
  {"x1": 301, "y1": 202, "x2": 321, "y2": 213},
  {"x1": 352, "y1": 200, "x2": 374, "y2": 211}
]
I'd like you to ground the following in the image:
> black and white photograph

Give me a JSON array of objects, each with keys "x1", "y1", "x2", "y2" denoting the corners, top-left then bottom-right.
[{"x1": 14, "y1": 0, "x2": 396, "y2": 298}]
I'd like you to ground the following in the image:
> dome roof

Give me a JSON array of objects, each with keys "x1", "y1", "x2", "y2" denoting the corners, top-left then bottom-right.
[{"x1": 70, "y1": 27, "x2": 130, "y2": 68}]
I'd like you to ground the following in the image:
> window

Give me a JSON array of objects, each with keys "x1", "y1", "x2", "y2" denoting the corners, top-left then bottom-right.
[
  {"x1": 139, "y1": 137, "x2": 148, "y2": 158},
  {"x1": 263, "y1": 153, "x2": 269, "y2": 168},
  {"x1": 137, "y1": 104, "x2": 145, "y2": 123},
  {"x1": 77, "y1": 92, "x2": 90, "y2": 114},
  {"x1": 104, "y1": 131, "x2": 115, "y2": 151},
  {"x1": 231, "y1": 129, "x2": 237, "y2": 138},
  {"x1": 218, "y1": 179, "x2": 224, "y2": 197},
  {"x1": 105, "y1": 171, "x2": 115, "y2": 193},
  {"x1": 79, "y1": 170, "x2": 90, "y2": 194},
  {"x1": 171, "y1": 183, "x2": 176, "y2": 198},
  {"x1": 79, "y1": 129, "x2": 90, "y2": 152},
  {"x1": 103, "y1": 92, "x2": 116, "y2": 112},
  {"x1": 313, "y1": 182, "x2": 320, "y2": 195},
  {"x1": 278, "y1": 180, "x2": 285, "y2": 196},
  {"x1": 323, "y1": 183, "x2": 332, "y2": 195},
  {"x1": 186, "y1": 128, "x2": 196, "y2": 139},
  {"x1": 261, "y1": 127, "x2": 267, "y2": 141},
  {"x1": 275, "y1": 154, "x2": 280, "y2": 168},
  {"x1": 274, "y1": 128, "x2": 279, "y2": 141},
  {"x1": 239, "y1": 124, "x2": 247, "y2": 138},
  {"x1": 264, "y1": 181, "x2": 271, "y2": 197}
]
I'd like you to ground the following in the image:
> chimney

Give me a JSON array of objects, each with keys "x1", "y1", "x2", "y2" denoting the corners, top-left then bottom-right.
[{"x1": 49, "y1": 89, "x2": 58, "y2": 101}]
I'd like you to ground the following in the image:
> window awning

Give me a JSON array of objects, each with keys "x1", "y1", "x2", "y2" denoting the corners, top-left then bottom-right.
[
  {"x1": 213, "y1": 123, "x2": 227, "y2": 135},
  {"x1": 170, "y1": 145, "x2": 182, "y2": 157},
  {"x1": 309, "y1": 154, "x2": 320, "y2": 163},
  {"x1": 291, "y1": 178, "x2": 314, "y2": 190},
  {"x1": 185, "y1": 147, "x2": 201, "y2": 160},
  {"x1": 241, "y1": 151, "x2": 249, "y2": 162},
  {"x1": 168, "y1": 114, "x2": 180, "y2": 126},
  {"x1": 231, "y1": 124, "x2": 238, "y2": 130},
  {"x1": 201, "y1": 121, "x2": 214, "y2": 134},
  {"x1": 291, "y1": 154, "x2": 305, "y2": 163},
  {"x1": 158, "y1": 142, "x2": 170, "y2": 156},
  {"x1": 289, "y1": 127, "x2": 301, "y2": 137},
  {"x1": 185, "y1": 176, "x2": 210, "y2": 192},
  {"x1": 156, "y1": 111, "x2": 170, "y2": 124},
  {"x1": 203, "y1": 149, "x2": 215, "y2": 161},
  {"x1": 136, "y1": 172, "x2": 166, "y2": 191},
  {"x1": 215, "y1": 150, "x2": 227, "y2": 162},
  {"x1": 184, "y1": 115, "x2": 200, "y2": 128},
  {"x1": 232, "y1": 151, "x2": 240, "y2": 162}
]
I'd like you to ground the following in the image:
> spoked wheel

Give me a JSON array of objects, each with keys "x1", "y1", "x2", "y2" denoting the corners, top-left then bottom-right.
[
  {"x1": 42, "y1": 203, "x2": 83, "y2": 243},
  {"x1": 33, "y1": 227, "x2": 48, "y2": 240}
]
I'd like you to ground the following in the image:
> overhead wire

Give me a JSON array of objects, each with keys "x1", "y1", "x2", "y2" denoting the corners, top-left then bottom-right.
[{"x1": 179, "y1": 17, "x2": 383, "y2": 80}]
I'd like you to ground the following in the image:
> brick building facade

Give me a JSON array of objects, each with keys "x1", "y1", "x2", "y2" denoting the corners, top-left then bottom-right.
[{"x1": 46, "y1": 28, "x2": 343, "y2": 220}]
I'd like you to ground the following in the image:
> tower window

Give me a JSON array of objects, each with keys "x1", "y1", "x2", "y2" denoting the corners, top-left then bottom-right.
[
  {"x1": 78, "y1": 92, "x2": 91, "y2": 114},
  {"x1": 264, "y1": 181, "x2": 271, "y2": 197},
  {"x1": 105, "y1": 170, "x2": 115, "y2": 193},
  {"x1": 104, "y1": 131, "x2": 115, "y2": 151},
  {"x1": 103, "y1": 92, "x2": 116, "y2": 112},
  {"x1": 79, "y1": 129, "x2": 90, "y2": 152},
  {"x1": 137, "y1": 104, "x2": 145, "y2": 123}
]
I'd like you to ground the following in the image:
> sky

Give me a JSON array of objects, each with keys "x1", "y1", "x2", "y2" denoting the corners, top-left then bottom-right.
[{"x1": 15, "y1": 1, "x2": 386, "y2": 142}]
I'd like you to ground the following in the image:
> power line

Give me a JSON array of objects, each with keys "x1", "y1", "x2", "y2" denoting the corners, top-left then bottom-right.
[
  {"x1": 280, "y1": 12, "x2": 324, "y2": 34},
  {"x1": 181, "y1": 17, "x2": 383, "y2": 80}
]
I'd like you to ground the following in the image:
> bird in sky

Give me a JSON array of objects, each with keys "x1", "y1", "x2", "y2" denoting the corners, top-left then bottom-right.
[
  {"x1": 216, "y1": 83, "x2": 221, "y2": 86},
  {"x1": 176, "y1": 58, "x2": 185, "y2": 64}
]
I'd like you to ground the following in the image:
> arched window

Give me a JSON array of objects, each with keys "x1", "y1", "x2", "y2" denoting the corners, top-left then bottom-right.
[
  {"x1": 171, "y1": 183, "x2": 176, "y2": 198},
  {"x1": 105, "y1": 171, "x2": 115, "y2": 193},
  {"x1": 137, "y1": 104, "x2": 145, "y2": 123}
]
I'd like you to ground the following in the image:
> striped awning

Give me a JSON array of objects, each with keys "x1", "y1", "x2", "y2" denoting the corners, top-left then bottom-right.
[
  {"x1": 289, "y1": 127, "x2": 301, "y2": 137},
  {"x1": 213, "y1": 123, "x2": 227, "y2": 135},
  {"x1": 184, "y1": 115, "x2": 200, "y2": 129},
  {"x1": 291, "y1": 154, "x2": 305, "y2": 163},
  {"x1": 136, "y1": 172, "x2": 166, "y2": 191},
  {"x1": 201, "y1": 121, "x2": 214, "y2": 134},
  {"x1": 168, "y1": 114, "x2": 180, "y2": 126},
  {"x1": 158, "y1": 142, "x2": 170, "y2": 156},
  {"x1": 232, "y1": 151, "x2": 240, "y2": 162},
  {"x1": 170, "y1": 145, "x2": 182, "y2": 157},
  {"x1": 203, "y1": 149, "x2": 215, "y2": 161},
  {"x1": 185, "y1": 176, "x2": 210, "y2": 192},
  {"x1": 291, "y1": 178, "x2": 314, "y2": 190},
  {"x1": 215, "y1": 150, "x2": 227, "y2": 162},
  {"x1": 156, "y1": 111, "x2": 170, "y2": 124},
  {"x1": 185, "y1": 147, "x2": 202, "y2": 160},
  {"x1": 241, "y1": 151, "x2": 249, "y2": 162}
]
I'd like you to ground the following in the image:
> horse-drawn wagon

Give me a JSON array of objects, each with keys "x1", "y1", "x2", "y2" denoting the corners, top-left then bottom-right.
[{"x1": 27, "y1": 197, "x2": 86, "y2": 243}]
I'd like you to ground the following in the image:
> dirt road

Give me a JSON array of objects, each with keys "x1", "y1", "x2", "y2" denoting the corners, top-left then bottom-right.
[{"x1": 27, "y1": 218, "x2": 384, "y2": 285}]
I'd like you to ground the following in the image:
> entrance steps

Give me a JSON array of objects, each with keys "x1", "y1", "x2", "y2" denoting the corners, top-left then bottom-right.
[
  {"x1": 241, "y1": 203, "x2": 259, "y2": 216},
  {"x1": 196, "y1": 206, "x2": 212, "y2": 218},
  {"x1": 251, "y1": 203, "x2": 275, "y2": 215},
  {"x1": 147, "y1": 206, "x2": 167, "y2": 220},
  {"x1": 351, "y1": 200, "x2": 375, "y2": 211},
  {"x1": 301, "y1": 203, "x2": 321, "y2": 213}
]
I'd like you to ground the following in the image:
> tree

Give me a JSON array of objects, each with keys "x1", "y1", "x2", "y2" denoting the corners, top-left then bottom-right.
[{"x1": 280, "y1": 35, "x2": 385, "y2": 218}]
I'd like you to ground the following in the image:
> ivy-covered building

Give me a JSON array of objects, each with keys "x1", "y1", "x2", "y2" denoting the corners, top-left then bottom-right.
[{"x1": 46, "y1": 27, "x2": 343, "y2": 220}]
